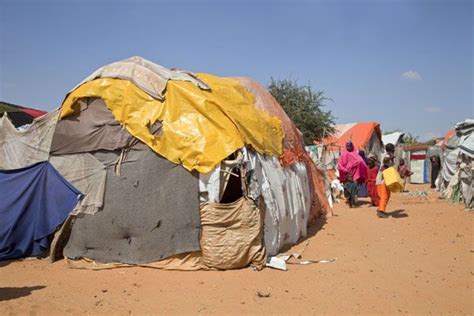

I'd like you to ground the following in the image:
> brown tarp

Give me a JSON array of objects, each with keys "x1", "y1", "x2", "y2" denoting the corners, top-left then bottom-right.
[
  {"x1": 199, "y1": 198, "x2": 266, "y2": 270},
  {"x1": 50, "y1": 98, "x2": 139, "y2": 155},
  {"x1": 235, "y1": 77, "x2": 331, "y2": 221}
]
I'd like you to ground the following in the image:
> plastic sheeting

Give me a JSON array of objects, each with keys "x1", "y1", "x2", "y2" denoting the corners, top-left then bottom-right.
[
  {"x1": 320, "y1": 122, "x2": 383, "y2": 157},
  {"x1": 236, "y1": 78, "x2": 331, "y2": 220},
  {"x1": 244, "y1": 149, "x2": 311, "y2": 256},
  {"x1": 199, "y1": 166, "x2": 221, "y2": 203},
  {"x1": 0, "y1": 110, "x2": 59, "y2": 170},
  {"x1": 60, "y1": 76, "x2": 283, "y2": 173},
  {"x1": 50, "y1": 154, "x2": 106, "y2": 215},
  {"x1": 236, "y1": 77, "x2": 307, "y2": 166},
  {"x1": 459, "y1": 133, "x2": 474, "y2": 158},
  {"x1": 382, "y1": 132, "x2": 404, "y2": 146},
  {"x1": 0, "y1": 162, "x2": 81, "y2": 261},
  {"x1": 68, "y1": 56, "x2": 209, "y2": 101}
]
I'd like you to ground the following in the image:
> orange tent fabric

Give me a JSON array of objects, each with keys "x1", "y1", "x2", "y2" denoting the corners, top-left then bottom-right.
[
  {"x1": 442, "y1": 129, "x2": 456, "y2": 149},
  {"x1": 236, "y1": 77, "x2": 331, "y2": 221},
  {"x1": 319, "y1": 122, "x2": 382, "y2": 151}
]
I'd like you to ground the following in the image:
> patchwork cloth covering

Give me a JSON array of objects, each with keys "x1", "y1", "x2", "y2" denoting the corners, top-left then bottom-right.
[
  {"x1": 50, "y1": 153, "x2": 106, "y2": 215},
  {"x1": 60, "y1": 75, "x2": 283, "y2": 173},
  {"x1": 68, "y1": 56, "x2": 210, "y2": 101},
  {"x1": 65, "y1": 198, "x2": 266, "y2": 270},
  {"x1": 0, "y1": 162, "x2": 82, "y2": 261},
  {"x1": 64, "y1": 149, "x2": 201, "y2": 264},
  {"x1": 50, "y1": 98, "x2": 138, "y2": 155},
  {"x1": 0, "y1": 110, "x2": 59, "y2": 170}
]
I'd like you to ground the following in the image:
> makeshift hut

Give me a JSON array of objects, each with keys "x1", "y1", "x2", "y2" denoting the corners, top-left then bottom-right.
[
  {"x1": 401, "y1": 144, "x2": 431, "y2": 184},
  {"x1": 318, "y1": 122, "x2": 384, "y2": 158},
  {"x1": 0, "y1": 101, "x2": 47, "y2": 127},
  {"x1": 0, "y1": 56, "x2": 331, "y2": 269},
  {"x1": 440, "y1": 119, "x2": 473, "y2": 209}
]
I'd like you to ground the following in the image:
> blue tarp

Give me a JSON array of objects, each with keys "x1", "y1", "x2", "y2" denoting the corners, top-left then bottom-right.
[{"x1": 0, "y1": 162, "x2": 82, "y2": 261}]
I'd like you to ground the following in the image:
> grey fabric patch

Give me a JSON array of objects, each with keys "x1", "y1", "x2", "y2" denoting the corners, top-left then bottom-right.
[
  {"x1": 50, "y1": 98, "x2": 138, "y2": 155},
  {"x1": 64, "y1": 149, "x2": 200, "y2": 264}
]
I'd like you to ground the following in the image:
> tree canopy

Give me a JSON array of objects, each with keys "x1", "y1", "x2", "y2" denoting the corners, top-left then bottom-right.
[{"x1": 268, "y1": 78, "x2": 335, "y2": 145}]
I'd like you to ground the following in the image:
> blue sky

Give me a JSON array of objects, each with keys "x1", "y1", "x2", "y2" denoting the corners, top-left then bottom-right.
[{"x1": 1, "y1": 0, "x2": 472, "y2": 140}]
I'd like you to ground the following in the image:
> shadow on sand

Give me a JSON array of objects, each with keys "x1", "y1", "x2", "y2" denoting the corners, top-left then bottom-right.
[
  {"x1": 385, "y1": 209, "x2": 408, "y2": 218},
  {"x1": 277, "y1": 216, "x2": 328, "y2": 254},
  {"x1": 0, "y1": 286, "x2": 46, "y2": 301}
]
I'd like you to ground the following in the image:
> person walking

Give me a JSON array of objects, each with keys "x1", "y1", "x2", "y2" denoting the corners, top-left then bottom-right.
[
  {"x1": 430, "y1": 155, "x2": 441, "y2": 189},
  {"x1": 376, "y1": 155, "x2": 393, "y2": 218},
  {"x1": 398, "y1": 158, "x2": 413, "y2": 192},
  {"x1": 367, "y1": 155, "x2": 380, "y2": 207}
]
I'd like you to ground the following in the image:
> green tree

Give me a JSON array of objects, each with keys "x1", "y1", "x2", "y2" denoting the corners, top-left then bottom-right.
[
  {"x1": 402, "y1": 133, "x2": 419, "y2": 144},
  {"x1": 268, "y1": 78, "x2": 335, "y2": 145}
]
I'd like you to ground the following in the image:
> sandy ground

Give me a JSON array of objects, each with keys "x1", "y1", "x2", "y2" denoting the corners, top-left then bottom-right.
[{"x1": 1, "y1": 184, "x2": 473, "y2": 315}]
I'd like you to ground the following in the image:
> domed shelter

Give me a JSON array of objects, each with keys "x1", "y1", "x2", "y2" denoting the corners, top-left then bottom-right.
[{"x1": 0, "y1": 56, "x2": 330, "y2": 269}]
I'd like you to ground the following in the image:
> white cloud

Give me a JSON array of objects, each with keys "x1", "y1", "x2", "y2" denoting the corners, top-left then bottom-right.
[
  {"x1": 424, "y1": 106, "x2": 443, "y2": 113},
  {"x1": 401, "y1": 70, "x2": 422, "y2": 81}
]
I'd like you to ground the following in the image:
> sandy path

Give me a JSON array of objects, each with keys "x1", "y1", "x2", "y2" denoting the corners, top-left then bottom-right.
[{"x1": 1, "y1": 185, "x2": 472, "y2": 315}]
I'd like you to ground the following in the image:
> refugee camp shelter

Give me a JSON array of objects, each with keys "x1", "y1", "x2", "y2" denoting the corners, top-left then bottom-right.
[
  {"x1": 401, "y1": 144, "x2": 430, "y2": 184},
  {"x1": 0, "y1": 101, "x2": 46, "y2": 127},
  {"x1": 318, "y1": 122, "x2": 384, "y2": 157},
  {"x1": 440, "y1": 119, "x2": 473, "y2": 209},
  {"x1": 382, "y1": 131, "x2": 404, "y2": 147},
  {"x1": 0, "y1": 56, "x2": 331, "y2": 270}
]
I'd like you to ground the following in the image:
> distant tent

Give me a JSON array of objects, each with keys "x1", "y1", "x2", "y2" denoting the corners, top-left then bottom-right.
[
  {"x1": 440, "y1": 119, "x2": 474, "y2": 209},
  {"x1": 401, "y1": 144, "x2": 430, "y2": 184},
  {"x1": 382, "y1": 132, "x2": 405, "y2": 147},
  {"x1": 441, "y1": 129, "x2": 456, "y2": 149},
  {"x1": 0, "y1": 101, "x2": 46, "y2": 127},
  {"x1": 318, "y1": 122, "x2": 384, "y2": 157}
]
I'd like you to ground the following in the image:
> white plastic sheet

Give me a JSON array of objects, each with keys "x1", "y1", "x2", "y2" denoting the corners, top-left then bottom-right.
[{"x1": 244, "y1": 149, "x2": 311, "y2": 256}]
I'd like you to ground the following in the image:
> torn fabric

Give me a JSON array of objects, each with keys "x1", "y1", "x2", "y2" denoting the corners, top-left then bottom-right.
[{"x1": 0, "y1": 110, "x2": 59, "y2": 170}]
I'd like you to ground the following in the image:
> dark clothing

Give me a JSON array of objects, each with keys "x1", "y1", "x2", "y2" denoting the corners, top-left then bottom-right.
[
  {"x1": 344, "y1": 181, "x2": 359, "y2": 207},
  {"x1": 430, "y1": 156, "x2": 441, "y2": 188}
]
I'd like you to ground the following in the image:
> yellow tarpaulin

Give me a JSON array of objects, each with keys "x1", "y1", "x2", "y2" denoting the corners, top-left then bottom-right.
[{"x1": 60, "y1": 74, "x2": 283, "y2": 173}]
